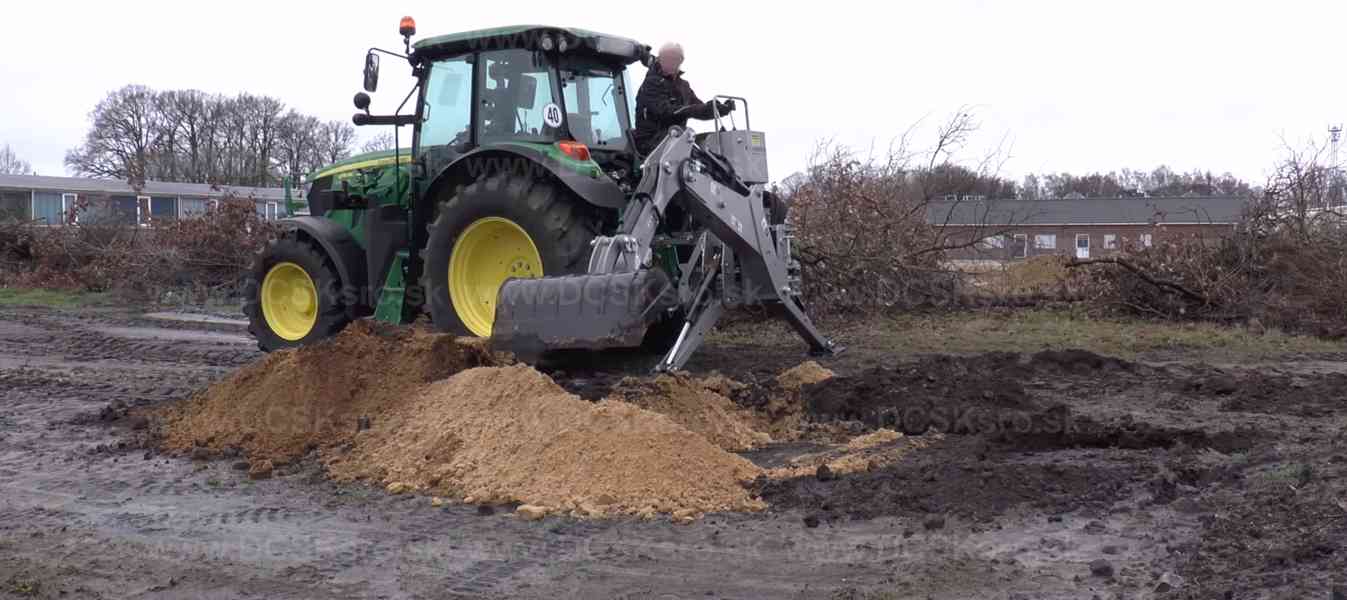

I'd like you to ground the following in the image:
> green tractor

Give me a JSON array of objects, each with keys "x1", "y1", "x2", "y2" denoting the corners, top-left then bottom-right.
[{"x1": 246, "y1": 19, "x2": 840, "y2": 370}]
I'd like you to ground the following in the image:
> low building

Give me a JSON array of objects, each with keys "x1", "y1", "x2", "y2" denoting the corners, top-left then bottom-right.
[
  {"x1": 0, "y1": 174, "x2": 288, "y2": 225},
  {"x1": 929, "y1": 196, "x2": 1247, "y2": 261}
]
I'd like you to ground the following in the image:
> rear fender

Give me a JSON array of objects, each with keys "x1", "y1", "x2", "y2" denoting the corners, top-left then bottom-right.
[
  {"x1": 420, "y1": 146, "x2": 626, "y2": 215},
  {"x1": 277, "y1": 216, "x2": 372, "y2": 315}
]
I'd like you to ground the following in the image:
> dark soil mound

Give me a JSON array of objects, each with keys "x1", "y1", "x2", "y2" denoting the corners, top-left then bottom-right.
[
  {"x1": 802, "y1": 353, "x2": 1036, "y2": 434},
  {"x1": 1004, "y1": 411, "x2": 1261, "y2": 454},
  {"x1": 754, "y1": 437, "x2": 1147, "y2": 522},
  {"x1": 1185, "y1": 370, "x2": 1347, "y2": 418},
  {"x1": 1026, "y1": 348, "x2": 1134, "y2": 374},
  {"x1": 757, "y1": 423, "x2": 1256, "y2": 523},
  {"x1": 799, "y1": 351, "x2": 1254, "y2": 452},
  {"x1": 799, "y1": 351, "x2": 1134, "y2": 436}
]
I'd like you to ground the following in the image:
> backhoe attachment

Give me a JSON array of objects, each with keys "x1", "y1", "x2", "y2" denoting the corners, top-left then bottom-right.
[{"x1": 491, "y1": 126, "x2": 841, "y2": 371}]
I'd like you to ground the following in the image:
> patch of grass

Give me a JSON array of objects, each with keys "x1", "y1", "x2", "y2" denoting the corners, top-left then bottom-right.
[
  {"x1": 873, "y1": 308, "x2": 1345, "y2": 359},
  {"x1": 716, "y1": 306, "x2": 1347, "y2": 362},
  {"x1": 8, "y1": 578, "x2": 39, "y2": 596},
  {"x1": 0, "y1": 287, "x2": 112, "y2": 308}
]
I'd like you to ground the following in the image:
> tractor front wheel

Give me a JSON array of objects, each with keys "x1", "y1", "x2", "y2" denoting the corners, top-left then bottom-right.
[
  {"x1": 421, "y1": 173, "x2": 599, "y2": 337},
  {"x1": 244, "y1": 236, "x2": 351, "y2": 351}
]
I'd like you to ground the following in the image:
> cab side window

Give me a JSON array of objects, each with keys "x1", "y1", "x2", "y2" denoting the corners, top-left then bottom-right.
[{"x1": 420, "y1": 56, "x2": 472, "y2": 148}]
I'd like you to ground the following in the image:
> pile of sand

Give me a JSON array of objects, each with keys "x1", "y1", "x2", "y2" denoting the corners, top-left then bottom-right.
[
  {"x1": 159, "y1": 321, "x2": 499, "y2": 462},
  {"x1": 740, "y1": 360, "x2": 837, "y2": 440},
  {"x1": 776, "y1": 360, "x2": 836, "y2": 390},
  {"x1": 327, "y1": 365, "x2": 765, "y2": 517},
  {"x1": 765, "y1": 428, "x2": 925, "y2": 480},
  {"x1": 604, "y1": 374, "x2": 770, "y2": 452},
  {"x1": 159, "y1": 327, "x2": 886, "y2": 519}
]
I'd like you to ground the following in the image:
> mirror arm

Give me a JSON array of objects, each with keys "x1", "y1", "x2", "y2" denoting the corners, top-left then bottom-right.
[
  {"x1": 391, "y1": 81, "x2": 422, "y2": 182},
  {"x1": 367, "y1": 46, "x2": 409, "y2": 61},
  {"x1": 394, "y1": 80, "x2": 420, "y2": 115}
]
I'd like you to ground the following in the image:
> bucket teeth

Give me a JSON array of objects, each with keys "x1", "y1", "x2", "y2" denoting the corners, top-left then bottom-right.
[{"x1": 489, "y1": 270, "x2": 677, "y2": 356}]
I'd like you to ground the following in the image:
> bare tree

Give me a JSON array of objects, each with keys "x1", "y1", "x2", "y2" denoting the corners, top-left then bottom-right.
[
  {"x1": 0, "y1": 144, "x2": 32, "y2": 175},
  {"x1": 1031, "y1": 166, "x2": 1254, "y2": 199},
  {"x1": 317, "y1": 121, "x2": 357, "y2": 166},
  {"x1": 65, "y1": 85, "x2": 358, "y2": 187},
  {"x1": 786, "y1": 107, "x2": 1026, "y2": 312},
  {"x1": 64, "y1": 85, "x2": 160, "y2": 187},
  {"x1": 275, "y1": 112, "x2": 322, "y2": 183},
  {"x1": 360, "y1": 132, "x2": 397, "y2": 154}
]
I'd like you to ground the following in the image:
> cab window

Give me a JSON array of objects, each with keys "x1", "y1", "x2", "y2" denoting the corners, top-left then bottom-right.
[
  {"x1": 420, "y1": 56, "x2": 472, "y2": 148},
  {"x1": 560, "y1": 65, "x2": 628, "y2": 151},
  {"x1": 477, "y1": 49, "x2": 558, "y2": 144}
]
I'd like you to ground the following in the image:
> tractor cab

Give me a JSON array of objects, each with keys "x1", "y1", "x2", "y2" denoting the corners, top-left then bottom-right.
[
  {"x1": 348, "y1": 24, "x2": 650, "y2": 195},
  {"x1": 413, "y1": 44, "x2": 640, "y2": 183}
]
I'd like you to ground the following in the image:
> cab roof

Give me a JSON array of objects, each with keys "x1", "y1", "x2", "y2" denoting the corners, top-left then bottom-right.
[{"x1": 411, "y1": 25, "x2": 649, "y2": 65}]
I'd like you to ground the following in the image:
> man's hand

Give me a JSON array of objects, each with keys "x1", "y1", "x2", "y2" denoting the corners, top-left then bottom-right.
[{"x1": 715, "y1": 99, "x2": 736, "y2": 114}]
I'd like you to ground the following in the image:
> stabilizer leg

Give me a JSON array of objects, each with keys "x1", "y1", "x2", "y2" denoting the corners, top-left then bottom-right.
[{"x1": 655, "y1": 262, "x2": 722, "y2": 372}]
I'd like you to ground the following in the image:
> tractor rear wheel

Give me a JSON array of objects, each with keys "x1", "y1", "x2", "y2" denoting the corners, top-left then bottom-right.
[
  {"x1": 244, "y1": 235, "x2": 351, "y2": 351},
  {"x1": 421, "y1": 173, "x2": 599, "y2": 337}
]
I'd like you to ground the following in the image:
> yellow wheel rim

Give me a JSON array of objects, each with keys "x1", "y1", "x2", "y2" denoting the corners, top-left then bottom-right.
[
  {"x1": 260, "y1": 262, "x2": 319, "y2": 341},
  {"x1": 449, "y1": 217, "x2": 543, "y2": 337}
]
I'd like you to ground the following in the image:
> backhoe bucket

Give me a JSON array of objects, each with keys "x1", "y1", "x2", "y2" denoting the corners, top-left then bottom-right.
[{"x1": 489, "y1": 270, "x2": 677, "y2": 357}]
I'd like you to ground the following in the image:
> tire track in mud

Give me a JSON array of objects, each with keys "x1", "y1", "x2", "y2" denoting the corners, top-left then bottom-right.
[{"x1": 0, "y1": 310, "x2": 258, "y2": 370}]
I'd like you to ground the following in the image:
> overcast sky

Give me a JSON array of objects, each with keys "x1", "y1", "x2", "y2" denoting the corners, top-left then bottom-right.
[{"x1": 1, "y1": 0, "x2": 1343, "y2": 185}]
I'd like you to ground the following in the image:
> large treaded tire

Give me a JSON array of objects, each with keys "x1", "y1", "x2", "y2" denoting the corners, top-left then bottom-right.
[
  {"x1": 243, "y1": 235, "x2": 351, "y2": 352},
  {"x1": 420, "y1": 172, "x2": 599, "y2": 337}
]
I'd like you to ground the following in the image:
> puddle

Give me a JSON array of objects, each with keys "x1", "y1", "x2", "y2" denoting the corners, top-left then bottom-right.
[
  {"x1": 95, "y1": 326, "x2": 253, "y2": 345},
  {"x1": 143, "y1": 311, "x2": 248, "y2": 326}
]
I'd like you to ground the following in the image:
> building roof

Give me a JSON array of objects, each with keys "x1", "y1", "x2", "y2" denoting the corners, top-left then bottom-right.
[
  {"x1": 928, "y1": 196, "x2": 1249, "y2": 226},
  {"x1": 0, "y1": 174, "x2": 285, "y2": 201}
]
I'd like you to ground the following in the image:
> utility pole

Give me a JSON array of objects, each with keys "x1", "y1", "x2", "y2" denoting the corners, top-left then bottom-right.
[{"x1": 1331, "y1": 125, "x2": 1343, "y2": 207}]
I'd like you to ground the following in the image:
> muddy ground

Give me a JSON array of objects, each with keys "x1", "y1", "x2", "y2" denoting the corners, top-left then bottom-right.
[{"x1": 2, "y1": 305, "x2": 1346, "y2": 599}]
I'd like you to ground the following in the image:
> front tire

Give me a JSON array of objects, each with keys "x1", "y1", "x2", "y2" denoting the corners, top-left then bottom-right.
[
  {"x1": 244, "y1": 236, "x2": 351, "y2": 351},
  {"x1": 420, "y1": 173, "x2": 599, "y2": 337}
]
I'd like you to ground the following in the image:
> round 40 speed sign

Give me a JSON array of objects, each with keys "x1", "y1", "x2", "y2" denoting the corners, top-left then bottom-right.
[{"x1": 542, "y1": 103, "x2": 564, "y2": 128}]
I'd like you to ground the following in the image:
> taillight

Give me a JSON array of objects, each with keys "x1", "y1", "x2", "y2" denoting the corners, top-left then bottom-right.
[{"x1": 557, "y1": 140, "x2": 591, "y2": 162}]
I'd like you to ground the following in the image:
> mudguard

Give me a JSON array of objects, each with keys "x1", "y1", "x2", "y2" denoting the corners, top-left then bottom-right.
[
  {"x1": 277, "y1": 216, "x2": 370, "y2": 312},
  {"x1": 425, "y1": 145, "x2": 627, "y2": 211}
]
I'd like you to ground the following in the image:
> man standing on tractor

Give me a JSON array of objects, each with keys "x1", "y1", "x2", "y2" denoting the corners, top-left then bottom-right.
[{"x1": 633, "y1": 42, "x2": 735, "y2": 156}]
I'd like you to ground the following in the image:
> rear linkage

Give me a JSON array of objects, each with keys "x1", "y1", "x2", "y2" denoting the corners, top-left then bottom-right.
[{"x1": 491, "y1": 126, "x2": 843, "y2": 372}]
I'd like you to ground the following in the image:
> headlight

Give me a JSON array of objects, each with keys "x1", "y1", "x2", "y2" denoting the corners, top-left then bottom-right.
[{"x1": 539, "y1": 34, "x2": 555, "y2": 51}]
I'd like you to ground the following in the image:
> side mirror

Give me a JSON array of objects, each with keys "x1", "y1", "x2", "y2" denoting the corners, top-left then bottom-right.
[
  {"x1": 518, "y1": 76, "x2": 538, "y2": 110},
  {"x1": 363, "y1": 52, "x2": 380, "y2": 93},
  {"x1": 353, "y1": 92, "x2": 371, "y2": 112}
]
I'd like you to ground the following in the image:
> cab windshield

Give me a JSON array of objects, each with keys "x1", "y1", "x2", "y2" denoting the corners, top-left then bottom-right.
[{"x1": 560, "y1": 62, "x2": 630, "y2": 153}]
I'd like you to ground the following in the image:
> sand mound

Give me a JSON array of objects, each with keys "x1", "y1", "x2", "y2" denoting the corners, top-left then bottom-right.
[
  {"x1": 776, "y1": 360, "x2": 836, "y2": 390},
  {"x1": 327, "y1": 365, "x2": 765, "y2": 517},
  {"x1": 766, "y1": 428, "x2": 924, "y2": 480},
  {"x1": 159, "y1": 321, "x2": 498, "y2": 462},
  {"x1": 605, "y1": 374, "x2": 770, "y2": 452},
  {"x1": 730, "y1": 360, "x2": 839, "y2": 441}
]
